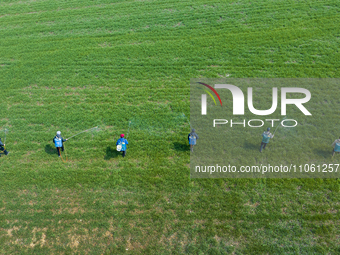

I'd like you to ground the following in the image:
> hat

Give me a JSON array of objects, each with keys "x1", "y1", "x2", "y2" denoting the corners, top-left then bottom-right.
[
  {"x1": 120, "y1": 134, "x2": 125, "y2": 138},
  {"x1": 267, "y1": 128, "x2": 270, "y2": 131},
  {"x1": 192, "y1": 129, "x2": 195, "y2": 132},
  {"x1": 56, "y1": 131, "x2": 61, "y2": 137}
]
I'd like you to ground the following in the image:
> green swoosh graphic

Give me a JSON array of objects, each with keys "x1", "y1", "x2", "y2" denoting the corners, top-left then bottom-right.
[{"x1": 203, "y1": 89, "x2": 217, "y2": 105}]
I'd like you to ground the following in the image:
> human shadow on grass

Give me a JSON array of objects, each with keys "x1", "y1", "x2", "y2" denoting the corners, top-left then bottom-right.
[
  {"x1": 45, "y1": 144, "x2": 57, "y2": 155},
  {"x1": 314, "y1": 149, "x2": 332, "y2": 158},
  {"x1": 173, "y1": 142, "x2": 190, "y2": 152},
  {"x1": 244, "y1": 140, "x2": 260, "y2": 151},
  {"x1": 104, "y1": 146, "x2": 121, "y2": 160}
]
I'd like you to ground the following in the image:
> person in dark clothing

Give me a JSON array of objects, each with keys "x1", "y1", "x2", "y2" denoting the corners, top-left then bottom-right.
[
  {"x1": 260, "y1": 127, "x2": 274, "y2": 152},
  {"x1": 116, "y1": 134, "x2": 128, "y2": 157},
  {"x1": 0, "y1": 138, "x2": 9, "y2": 157},
  {"x1": 53, "y1": 131, "x2": 67, "y2": 157},
  {"x1": 188, "y1": 129, "x2": 199, "y2": 152}
]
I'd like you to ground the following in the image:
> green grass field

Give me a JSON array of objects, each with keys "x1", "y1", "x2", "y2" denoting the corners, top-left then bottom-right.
[{"x1": 1, "y1": 0, "x2": 340, "y2": 253}]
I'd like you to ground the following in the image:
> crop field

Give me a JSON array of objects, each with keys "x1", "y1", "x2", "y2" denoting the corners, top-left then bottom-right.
[{"x1": 0, "y1": 0, "x2": 340, "y2": 254}]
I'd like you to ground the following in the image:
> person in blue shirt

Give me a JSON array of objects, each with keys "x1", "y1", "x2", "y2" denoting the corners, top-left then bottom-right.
[
  {"x1": 53, "y1": 131, "x2": 67, "y2": 157},
  {"x1": 260, "y1": 127, "x2": 274, "y2": 152},
  {"x1": 332, "y1": 137, "x2": 340, "y2": 156},
  {"x1": 116, "y1": 134, "x2": 128, "y2": 157},
  {"x1": 188, "y1": 129, "x2": 199, "y2": 152},
  {"x1": 0, "y1": 138, "x2": 9, "y2": 157}
]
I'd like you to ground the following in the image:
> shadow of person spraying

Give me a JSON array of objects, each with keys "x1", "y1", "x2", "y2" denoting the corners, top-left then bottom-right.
[
  {"x1": 314, "y1": 148, "x2": 332, "y2": 159},
  {"x1": 173, "y1": 142, "x2": 190, "y2": 152},
  {"x1": 104, "y1": 146, "x2": 121, "y2": 160},
  {"x1": 45, "y1": 144, "x2": 57, "y2": 155},
  {"x1": 244, "y1": 140, "x2": 260, "y2": 151}
]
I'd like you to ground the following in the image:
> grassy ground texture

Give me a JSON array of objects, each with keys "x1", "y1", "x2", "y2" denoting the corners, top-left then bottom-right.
[{"x1": 0, "y1": 0, "x2": 340, "y2": 253}]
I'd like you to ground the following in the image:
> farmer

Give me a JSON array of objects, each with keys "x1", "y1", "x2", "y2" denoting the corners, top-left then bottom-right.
[
  {"x1": 188, "y1": 129, "x2": 199, "y2": 152},
  {"x1": 260, "y1": 127, "x2": 274, "y2": 152},
  {"x1": 116, "y1": 134, "x2": 128, "y2": 157},
  {"x1": 331, "y1": 137, "x2": 340, "y2": 156},
  {"x1": 0, "y1": 138, "x2": 9, "y2": 157},
  {"x1": 53, "y1": 131, "x2": 67, "y2": 157}
]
